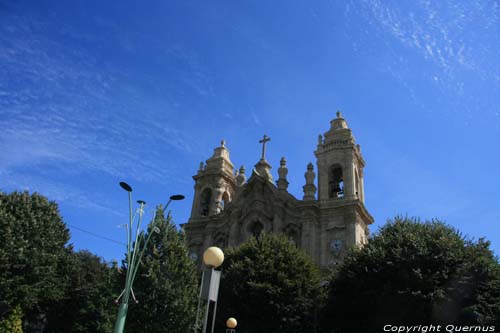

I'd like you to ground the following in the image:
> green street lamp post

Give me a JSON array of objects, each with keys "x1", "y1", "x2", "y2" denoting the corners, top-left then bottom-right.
[{"x1": 113, "y1": 181, "x2": 184, "y2": 333}]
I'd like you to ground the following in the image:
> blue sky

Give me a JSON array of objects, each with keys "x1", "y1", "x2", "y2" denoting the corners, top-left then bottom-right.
[{"x1": 1, "y1": 0, "x2": 499, "y2": 261}]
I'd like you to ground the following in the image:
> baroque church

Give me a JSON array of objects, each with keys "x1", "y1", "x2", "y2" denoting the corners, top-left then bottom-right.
[{"x1": 182, "y1": 112, "x2": 373, "y2": 268}]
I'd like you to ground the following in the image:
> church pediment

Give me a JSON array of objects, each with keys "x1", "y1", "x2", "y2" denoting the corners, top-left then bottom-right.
[{"x1": 228, "y1": 172, "x2": 300, "y2": 216}]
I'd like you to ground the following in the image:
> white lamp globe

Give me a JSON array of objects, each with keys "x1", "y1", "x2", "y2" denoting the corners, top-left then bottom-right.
[
  {"x1": 226, "y1": 317, "x2": 237, "y2": 329},
  {"x1": 203, "y1": 246, "x2": 224, "y2": 268}
]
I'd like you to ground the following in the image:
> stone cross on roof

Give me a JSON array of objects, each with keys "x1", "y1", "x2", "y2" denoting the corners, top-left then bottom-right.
[{"x1": 259, "y1": 134, "x2": 271, "y2": 160}]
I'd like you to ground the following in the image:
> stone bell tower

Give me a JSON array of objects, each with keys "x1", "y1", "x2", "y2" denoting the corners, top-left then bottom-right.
[
  {"x1": 190, "y1": 140, "x2": 236, "y2": 218},
  {"x1": 314, "y1": 111, "x2": 372, "y2": 266},
  {"x1": 315, "y1": 111, "x2": 365, "y2": 202}
]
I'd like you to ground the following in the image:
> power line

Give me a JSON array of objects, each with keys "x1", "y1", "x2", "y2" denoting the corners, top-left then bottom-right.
[{"x1": 67, "y1": 223, "x2": 126, "y2": 246}]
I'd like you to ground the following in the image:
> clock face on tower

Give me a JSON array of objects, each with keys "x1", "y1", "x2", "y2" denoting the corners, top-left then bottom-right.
[{"x1": 330, "y1": 239, "x2": 344, "y2": 254}]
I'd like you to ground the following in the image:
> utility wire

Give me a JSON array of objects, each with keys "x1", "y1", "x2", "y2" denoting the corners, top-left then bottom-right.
[{"x1": 67, "y1": 223, "x2": 126, "y2": 246}]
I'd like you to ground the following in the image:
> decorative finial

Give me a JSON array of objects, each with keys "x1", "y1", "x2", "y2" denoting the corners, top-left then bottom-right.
[
  {"x1": 236, "y1": 165, "x2": 246, "y2": 186},
  {"x1": 318, "y1": 134, "x2": 323, "y2": 145},
  {"x1": 199, "y1": 162, "x2": 204, "y2": 171},
  {"x1": 221, "y1": 139, "x2": 226, "y2": 147},
  {"x1": 277, "y1": 157, "x2": 289, "y2": 191},
  {"x1": 336, "y1": 110, "x2": 342, "y2": 118},
  {"x1": 303, "y1": 162, "x2": 317, "y2": 201},
  {"x1": 259, "y1": 134, "x2": 271, "y2": 160}
]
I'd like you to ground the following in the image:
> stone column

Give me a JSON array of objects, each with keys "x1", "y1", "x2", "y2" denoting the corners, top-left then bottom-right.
[{"x1": 343, "y1": 158, "x2": 356, "y2": 199}]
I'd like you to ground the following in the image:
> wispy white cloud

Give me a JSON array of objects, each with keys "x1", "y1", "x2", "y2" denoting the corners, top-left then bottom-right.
[
  {"x1": 251, "y1": 112, "x2": 261, "y2": 126},
  {"x1": 0, "y1": 168, "x2": 121, "y2": 216},
  {"x1": 0, "y1": 10, "x2": 210, "y2": 209},
  {"x1": 343, "y1": 0, "x2": 500, "y2": 121}
]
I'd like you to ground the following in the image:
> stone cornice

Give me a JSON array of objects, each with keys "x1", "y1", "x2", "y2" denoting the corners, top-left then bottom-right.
[{"x1": 318, "y1": 199, "x2": 374, "y2": 224}]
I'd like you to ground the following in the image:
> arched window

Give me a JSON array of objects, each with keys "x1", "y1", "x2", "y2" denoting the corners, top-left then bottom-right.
[
  {"x1": 199, "y1": 188, "x2": 212, "y2": 217},
  {"x1": 214, "y1": 233, "x2": 227, "y2": 250},
  {"x1": 328, "y1": 165, "x2": 344, "y2": 198},
  {"x1": 221, "y1": 191, "x2": 230, "y2": 210},
  {"x1": 250, "y1": 221, "x2": 264, "y2": 240},
  {"x1": 284, "y1": 225, "x2": 300, "y2": 247}
]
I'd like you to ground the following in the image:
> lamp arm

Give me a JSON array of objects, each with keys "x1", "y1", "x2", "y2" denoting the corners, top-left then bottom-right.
[
  {"x1": 128, "y1": 220, "x2": 158, "y2": 290},
  {"x1": 126, "y1": 192, "x2": 133, "y2": 268},
  {"x1": 122, "y1": 191, "x2": 133, "y2": 304},
  {"x1": 128, "y1": 198, "x2": 174, "y2": 291},
  {"x1": 126, "y1": 202, "x2": 146, "y2": 289}
]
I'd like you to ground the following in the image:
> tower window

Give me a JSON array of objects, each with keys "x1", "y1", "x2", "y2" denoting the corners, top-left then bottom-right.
[
  {"x1": 328, "y1": 165, "x2": 344, "y2": 198},
  {"x1": 200, "y1": 188, "x2": 212, "y2": 217},
  {"x1": 250, "y1": 221, "x2": 264, "y2": 240}
]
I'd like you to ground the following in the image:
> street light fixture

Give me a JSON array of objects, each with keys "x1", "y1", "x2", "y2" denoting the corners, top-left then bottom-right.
[
  {"x1": 226, "y1": 317, "x2": 237, "y2": 333},
  {"x1": 113, "y1": 182, "x2": 184, "y2": 333},
  {"x1": 195, "y1": 247, "x2": 224, "y2": 333}
]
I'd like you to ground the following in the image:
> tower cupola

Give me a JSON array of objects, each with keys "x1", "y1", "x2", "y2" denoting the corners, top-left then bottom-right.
[{"x1": 190, "y1": 140, "x2": 236, "y2": 218}]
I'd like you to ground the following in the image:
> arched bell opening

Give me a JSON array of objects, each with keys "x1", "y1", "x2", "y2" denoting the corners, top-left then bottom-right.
[
  {"x1": 328, "y1": 164, "x2": 344, "y2": 198},
  {"x1": 199, "y1": 188, "x2": 212, "y2": 217},
  {"x1": 221, "y1": 191, "x2": 230, "y2": 210}
]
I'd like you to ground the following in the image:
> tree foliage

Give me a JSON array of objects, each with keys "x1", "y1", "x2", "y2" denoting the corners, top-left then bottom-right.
[
  {"x1": 0, "y1": 305, "x2": 23, "y2": 333},
  {"x1": 323, "y1": 217, "x2": 500, "y2": 332},
  {"x1": 45, "y1": 250, "x2": 119, "y2": 333},
  {"x1": 125, "y1": 206, "x2": 199, "y2": 333},
  {"x1": 217, "y1": 233, "x2": 325, "y2": 333},
  {"x1": 0, "y1": 191, "x2": 71, "y2": 330}
]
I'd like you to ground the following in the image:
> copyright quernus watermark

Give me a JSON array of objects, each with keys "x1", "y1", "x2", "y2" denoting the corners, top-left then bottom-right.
[{"x1": 383, "y1": 325, "x2": 496, "y2": 333}]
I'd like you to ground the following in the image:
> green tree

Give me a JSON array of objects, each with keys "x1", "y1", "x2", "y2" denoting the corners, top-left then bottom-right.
[
  {"x1": 322, "y1": 217, "x2": 500, "y2": 332},
  {"x1": 0, "y1": 191, "x2": 71, "y2": 330},
  {"x1": 217, "y1": 233, "x2": 325, "y2": 333},
  {"x1": 125, "y1": 206, "x2": 198, "y2": 333},
  {"x1": 0, "y1": 305, "x2": 23, "y2": 333},
  {"x1": 45, "y1": 250, "x2": 119, "y2": 333}
]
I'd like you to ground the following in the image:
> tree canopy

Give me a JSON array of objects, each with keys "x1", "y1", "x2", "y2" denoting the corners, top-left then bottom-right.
[
  {"x1": 217, "y1": 233, "x2": 325, "y2": 333},
  {"x1": 125, "y1": 206, "x2": 199, "y2": 333},
  {"x1": 322, "y1": 216, "x2": 500, "y2": 332},
  {"x1": 0, "y1": 191, "x2": 71, "y2": 330},
  {"x1": 45, "y1": 250, "x2": 119, "y2": 333}
]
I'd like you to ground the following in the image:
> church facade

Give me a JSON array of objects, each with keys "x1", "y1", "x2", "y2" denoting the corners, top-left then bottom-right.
[{"x1": 182, "y1": 112, "x2": 374, "y2": 268}]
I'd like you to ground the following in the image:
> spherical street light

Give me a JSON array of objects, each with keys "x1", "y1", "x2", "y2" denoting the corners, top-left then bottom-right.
[
  {"x1": 226, "y1": 318, "x2": 237, "y2": 329},
  {"x1": 203, "y1": 247, "x2": 224, "y2": 268}
]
